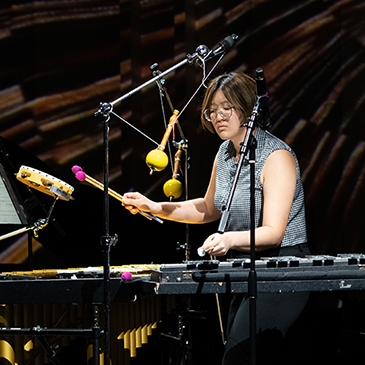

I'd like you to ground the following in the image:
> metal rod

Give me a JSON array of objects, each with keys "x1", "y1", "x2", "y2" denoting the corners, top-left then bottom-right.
[{"x1": 111, "y1": 59, "x2": 190, "y2": 107}]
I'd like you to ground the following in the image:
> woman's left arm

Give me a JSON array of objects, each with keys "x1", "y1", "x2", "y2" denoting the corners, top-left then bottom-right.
[{"x1": 200, "y1": 149, "x2": 297, "y2": 256}]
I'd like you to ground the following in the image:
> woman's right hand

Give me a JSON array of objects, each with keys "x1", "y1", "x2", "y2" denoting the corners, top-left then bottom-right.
[{"x1": 122, "y1": 192, "x2": 157, "y2": 215}]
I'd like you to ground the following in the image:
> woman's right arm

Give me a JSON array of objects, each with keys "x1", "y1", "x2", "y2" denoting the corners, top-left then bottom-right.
[{"x1": 122, "y1": 155, "x2": 220, "y2": 224}]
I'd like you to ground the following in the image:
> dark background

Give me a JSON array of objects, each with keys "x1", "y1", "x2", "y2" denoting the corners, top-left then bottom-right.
[
  {"x1": 0, "y1": 1, "x2": 365, "y2": 364},
  {"x1": 1, "y1": 0, "x2": 364, "y2": 268}
]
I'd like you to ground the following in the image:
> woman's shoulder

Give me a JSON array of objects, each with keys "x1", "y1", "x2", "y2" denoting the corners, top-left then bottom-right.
[
  {"x1": 261, "y1": 129, "x2": 292, "y2": 152},
  {"x1": 259, "y1": 130, "x2": 300, "y2": 173}
]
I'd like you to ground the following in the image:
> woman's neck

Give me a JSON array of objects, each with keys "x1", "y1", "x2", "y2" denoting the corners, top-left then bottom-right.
[{"x1": 231, "y1": 126, "x2": 258, "y2": 161}]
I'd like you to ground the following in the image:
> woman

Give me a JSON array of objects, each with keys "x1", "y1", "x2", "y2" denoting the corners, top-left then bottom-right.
[{"x1": 122, "y1": 71, "x2": 310, "y2": 364}]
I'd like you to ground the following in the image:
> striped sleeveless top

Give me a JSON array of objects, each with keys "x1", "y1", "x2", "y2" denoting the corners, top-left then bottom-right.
[{"x1": 214, "y1": 127, "x2": 307, "y2": 250}]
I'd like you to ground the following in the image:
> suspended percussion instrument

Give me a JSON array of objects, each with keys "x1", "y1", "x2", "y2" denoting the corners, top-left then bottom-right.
[
  {"x1": 16, "y1": 165, "x2": 74, "y2": 201},
  {"x1": 0, "y1": 166, "x2": 74, "y2": 241}
]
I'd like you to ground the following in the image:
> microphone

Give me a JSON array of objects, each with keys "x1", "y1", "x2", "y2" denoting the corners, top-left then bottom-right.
[
  {"x1": 204, "y1": 34, "x2": 238, "y2": 61},
  {"x1": 255, "y1": 67, "x2": 271, "y2": 129},
  {"x1": 145, "y1": 109, "x2": 179, "y2": 174}
]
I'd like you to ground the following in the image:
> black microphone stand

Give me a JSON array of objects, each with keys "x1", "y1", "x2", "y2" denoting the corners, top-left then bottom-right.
[
  {"x1": 150, "y1": 62, "x2": 191, "y2": 261},
  {"x1": 92, "y1": 47, "x2": 213, "y2": 365},
  {"x1": 217, "y1": 97, "x2": 261, "y2": 365},
  {"x1": 93, "y1": 36, "x2": 237, "y2": 363},
  {"x1": 93, "y1": 103, "x2": 118, "y2": 365},
  {"x1": 150, "y1": 62, "x2": 194, "y2": 364}
]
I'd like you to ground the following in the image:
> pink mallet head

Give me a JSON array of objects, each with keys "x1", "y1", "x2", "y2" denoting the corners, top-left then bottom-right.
[
  {"x1": 121, "y1": 272, "x2": 132, "y2": 281},
  {"x1": 75, "y1": 171, "x2": 86, "y2": 181},
  {"x1": 71, "y1": 165, "x2": 83, "y2": 174}
]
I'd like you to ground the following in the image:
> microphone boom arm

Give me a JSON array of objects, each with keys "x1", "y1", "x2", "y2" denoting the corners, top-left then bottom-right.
[
  {"x1": 94, "y1": 34, "x2": 238, "y2": 117},
  {"x1": 95, "y1": 56, "x2": 196, "y2": 117}
]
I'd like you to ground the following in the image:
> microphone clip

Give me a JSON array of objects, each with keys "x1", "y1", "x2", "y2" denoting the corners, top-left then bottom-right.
[{"x1": 94, "y1": 102, "x2": 113, "y2": 119}]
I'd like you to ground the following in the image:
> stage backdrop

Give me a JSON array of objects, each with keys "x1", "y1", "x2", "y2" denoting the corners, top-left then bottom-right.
[{"x1": 0, "y1": 0, "x2": 364, "y2": 268}]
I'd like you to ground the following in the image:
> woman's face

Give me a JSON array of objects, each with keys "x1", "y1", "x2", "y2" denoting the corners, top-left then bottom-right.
[{"x1": 209, "y1": 89, "x2": 244, "y2": 143}]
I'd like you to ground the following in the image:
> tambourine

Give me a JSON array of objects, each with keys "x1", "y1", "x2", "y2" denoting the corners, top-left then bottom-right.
[{"x1": 16, "y1": 165, "x2": 74, "y2": 201}]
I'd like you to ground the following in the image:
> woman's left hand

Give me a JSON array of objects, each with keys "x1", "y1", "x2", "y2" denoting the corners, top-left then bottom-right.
[{"x1": 199, "y1": 232, "x2": 230, "y2": 257}]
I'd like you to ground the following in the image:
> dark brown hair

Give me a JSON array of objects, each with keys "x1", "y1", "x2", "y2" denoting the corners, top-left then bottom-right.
[{"x1": 200, "y1": 71, "x2": 257, "y2": 133}]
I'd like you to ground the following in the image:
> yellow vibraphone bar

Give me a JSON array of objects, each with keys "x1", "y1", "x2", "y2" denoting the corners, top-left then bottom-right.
[
  {"x1": 0, "y1": 263, "x2": 161, "y2": 279},
  {"x1": 0, "y1": 264, "x2": 171, "y2": 365}
]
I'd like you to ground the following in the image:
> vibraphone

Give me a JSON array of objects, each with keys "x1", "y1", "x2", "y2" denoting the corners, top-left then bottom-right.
[
  {"x1": 2, "y1": 255, "x2": 365, "y2": 364},
  {"x1": 0, "y1": 265, "x2": 162, "y2": 365},
  {"x1": 150, "y1": 254, "x2": 365, "y2": 294}
]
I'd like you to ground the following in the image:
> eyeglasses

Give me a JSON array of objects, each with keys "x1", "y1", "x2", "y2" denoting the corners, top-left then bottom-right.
[{"x1": 203, "y1": 106, "x2": 234, "y2": 122}]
